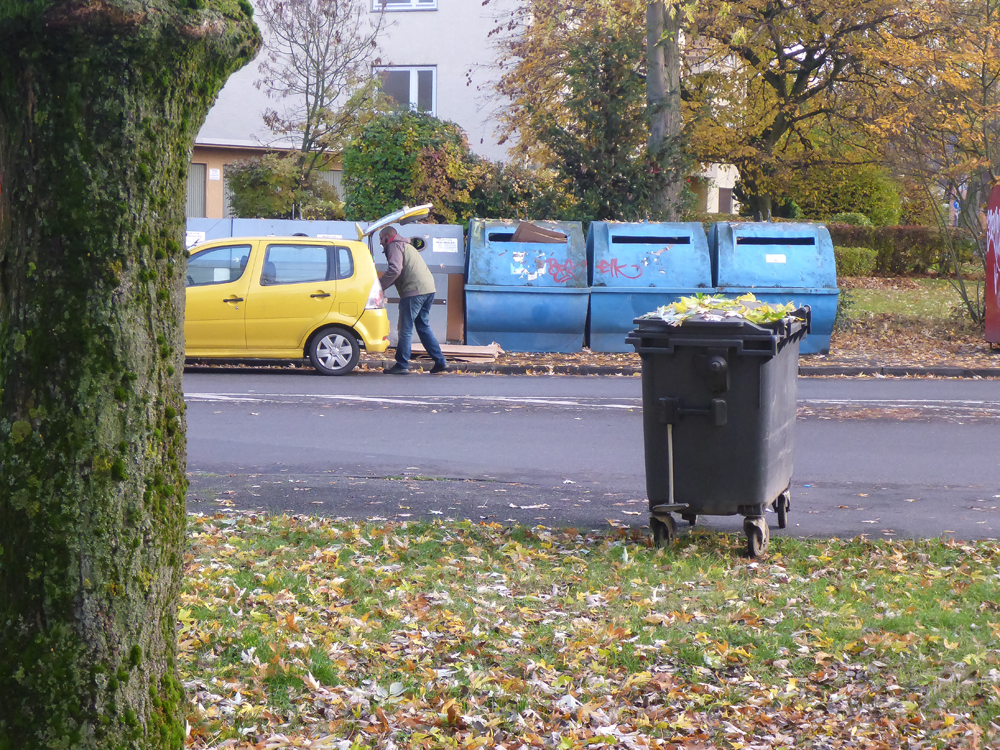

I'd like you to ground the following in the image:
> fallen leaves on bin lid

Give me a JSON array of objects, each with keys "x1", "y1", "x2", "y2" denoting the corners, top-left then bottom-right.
[{"x1": 639, "y1": 293, "x2": 798, "y2": 326}]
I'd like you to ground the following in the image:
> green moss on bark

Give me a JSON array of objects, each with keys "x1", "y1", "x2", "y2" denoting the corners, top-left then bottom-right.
[{"x1": 0, "y1": 5, "x2": 259, "y2": 749}]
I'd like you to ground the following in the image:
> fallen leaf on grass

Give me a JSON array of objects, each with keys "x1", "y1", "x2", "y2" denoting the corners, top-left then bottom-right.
[{"x1": 180, "y1": 512, "x2": 1000, "y2": 750}]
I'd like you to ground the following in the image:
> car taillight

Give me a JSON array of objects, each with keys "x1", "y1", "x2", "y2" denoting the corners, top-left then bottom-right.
[{"x1": 365, "y1": 279, "x2": 386, "y2": 310}]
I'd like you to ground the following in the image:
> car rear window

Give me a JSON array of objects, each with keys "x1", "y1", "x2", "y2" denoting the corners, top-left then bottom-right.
[{"x1": 262, "y1": 244, "x2": 330, "y2": 285}]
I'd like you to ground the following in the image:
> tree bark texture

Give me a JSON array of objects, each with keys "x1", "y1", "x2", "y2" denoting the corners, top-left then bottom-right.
[
  {"x1": 0, "y1": 5, "x2": 258, "y2": 748},
  {"x1": 646, "y1": 1, "x2": 684, "y2": 220}
]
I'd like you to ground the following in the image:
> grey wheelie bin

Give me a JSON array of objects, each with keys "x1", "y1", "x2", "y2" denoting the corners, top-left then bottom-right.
[{"x1": 625, "y1": 305, "x2": 810, "y2": 557}]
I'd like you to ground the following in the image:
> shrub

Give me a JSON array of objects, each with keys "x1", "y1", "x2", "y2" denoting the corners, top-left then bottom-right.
[
  {"x1": 829, "y1": 212, "x2": 871, "y2": 227},
  {"x1": 343, "y1": 111, "x2": 477, "y2": 223},
  {"x1": 471, "y1": 161, "x2": 578, "y2": 221},
  {"x1": 788, "y1": 165, "x2": 902, "y2": 226},
  {"x1": 827, "y1": 224, "x2": 975, "y2": 276},
  {"x1": 686, "y1": 211, "x2": 743, "y2": 232},
  {"x1": 833, "y1": 246, "x2": 877, "y2": 277},
  {"x1": 226, "y1": 154, "x2": 343, "y2": 220},
  {"x1": 343, "y1": 110, "x2": 581, "y2": 224}
]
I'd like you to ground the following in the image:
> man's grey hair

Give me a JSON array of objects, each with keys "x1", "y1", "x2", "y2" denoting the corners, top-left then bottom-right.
[{"x1": 379, "y1": 226, "x2": 397, "y2": 241}]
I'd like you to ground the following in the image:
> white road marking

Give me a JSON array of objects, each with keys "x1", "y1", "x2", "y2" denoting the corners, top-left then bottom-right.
[
  {"x1": 186, "y1": 393, "x2": 439, "y2": 406},
  {"x1": 184, "y1": 393, "x2": 639, "y2": 409},
  {"x1": 184, "y1": 393, "x2": 1000, "y2": 413},
  {"x1": 803, "y1": 399, "x2": 998, "y2": 406}
]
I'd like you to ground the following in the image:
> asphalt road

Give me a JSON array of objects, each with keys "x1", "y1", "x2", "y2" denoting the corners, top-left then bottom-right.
[{"x1": 184, "y1": 371, "x2": 1000, "y2": 542}]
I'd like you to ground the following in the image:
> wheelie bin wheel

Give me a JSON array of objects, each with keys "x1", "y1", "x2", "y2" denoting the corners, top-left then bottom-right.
[
  {"x1": 681, "y1": 513, "x2": 697, "y2": 527},
  {"x1": 743, "y1": 517, "x2": 770, "y2": 558},
  {"x1": 772, "y1": 491, "x2": 790, "y2": 529},
  {"x1": 650, "y1": 515, "x2": 677, "y2": 548}
]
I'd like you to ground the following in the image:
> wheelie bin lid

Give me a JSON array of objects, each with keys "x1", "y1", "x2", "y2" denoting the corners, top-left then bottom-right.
[{"x1": 626, "y1": 294, "x2": 811, "y2": 357}]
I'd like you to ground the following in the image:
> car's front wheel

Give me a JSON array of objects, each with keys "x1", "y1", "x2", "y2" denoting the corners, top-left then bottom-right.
[{"x1": 308, "y1": 328, "x2": 360, "y2": 375}]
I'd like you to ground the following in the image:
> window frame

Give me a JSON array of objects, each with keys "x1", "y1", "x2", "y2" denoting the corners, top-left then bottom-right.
[
  {"x1": 333, "y1": 246, "x2": 355, "y2": 281},
  {"x1": 186, "y1": 244, "x2": 252, "y2": 287},
  {"x1": 259, "y1": 244, "x2": 356, "y2": 286},
  {"x1": 372, "y1": 0, "x2": 436, "y2": 11},
  {"x1": 375, "y1": 65, "x2": 437, "y2": 116},
  {"x1": 261, "y1": 244, "x2": 333, "y2": 287}
]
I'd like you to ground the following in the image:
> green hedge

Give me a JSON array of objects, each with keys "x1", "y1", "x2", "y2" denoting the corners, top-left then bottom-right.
[
  {"x1": 834, "y1": 246, "x2": 877, "y2": 277},
  {"x1": 826, "y1": 224, "x2": 975, "y2": 276},
  {"x1": 828, "y1": 212, "x2": 871, "y2": 227}
]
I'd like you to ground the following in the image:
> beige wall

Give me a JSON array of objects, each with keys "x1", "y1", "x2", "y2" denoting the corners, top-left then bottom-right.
[
  {"x1": 190, "y1": 145, "x2": 294, "y2": 219},
  {"x1": 700, "y1": 163, "x2": 740, "y2": 214}
]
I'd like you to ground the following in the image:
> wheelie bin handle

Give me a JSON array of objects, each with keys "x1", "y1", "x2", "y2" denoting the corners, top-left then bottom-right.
[{"x1": 658, "y1": 397, "x2": 728, "y2": 426}]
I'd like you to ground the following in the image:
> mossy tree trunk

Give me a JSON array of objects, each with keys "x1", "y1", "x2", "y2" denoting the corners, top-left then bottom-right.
[{"x1": 0, "y1": 5, "x2": 258, "y2": 748}]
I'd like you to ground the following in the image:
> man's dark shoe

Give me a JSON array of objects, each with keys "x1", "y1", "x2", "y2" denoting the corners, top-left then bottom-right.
[
  {"x1": 430, "y1": 362, "x2": 449, "y2": 374},
  {"x1": 384, "y1": 363, "x2": 410, "y2": 375}
]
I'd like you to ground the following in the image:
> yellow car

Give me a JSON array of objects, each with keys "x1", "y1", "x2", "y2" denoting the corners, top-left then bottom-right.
[{"x1": 185, "y1": 236, "x2": 390, "y2": 375}]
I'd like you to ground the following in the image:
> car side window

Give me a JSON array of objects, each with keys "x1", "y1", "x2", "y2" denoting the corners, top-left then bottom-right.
[
  {"x1": 334, "y1": 246, "x2": 354, "y2": 280},
  {"x1": 187, "y1": 245, "x2": 251, "y2": 287},
  {"x1": 262, "y1": 244, "x2": 330, "y2": 286}
]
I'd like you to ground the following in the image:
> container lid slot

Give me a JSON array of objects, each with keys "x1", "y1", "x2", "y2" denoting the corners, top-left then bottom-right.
[
  {"x1": 736, "y1": 236, "x2": 815, "y2": 246},
  {"x1": 611, "y1": 235, "x2": 691, "y2": 245}
]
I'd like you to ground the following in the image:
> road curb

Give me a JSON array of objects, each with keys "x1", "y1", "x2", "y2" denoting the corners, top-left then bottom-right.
[
  {"x1": 185, "y1": 359, "x2": 1000, "y2": 378},
  {"x1": 366, "y1": 360, "x2": 1000, "y2": 378},
  {"x1": 798, "y1": 366, "x2": 1000, "y2": 378}
]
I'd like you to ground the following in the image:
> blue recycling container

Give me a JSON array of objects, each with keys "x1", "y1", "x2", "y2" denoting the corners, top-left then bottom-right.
[
  {"x1": 587, "y1": 222, "x2": 714, "y2": 352},
  {"x1": 709, "y1": 222, "x2": 840, "y2": 354},
  {"x1": 465, "y1": 219, "x2": 589, "y2": 352}
]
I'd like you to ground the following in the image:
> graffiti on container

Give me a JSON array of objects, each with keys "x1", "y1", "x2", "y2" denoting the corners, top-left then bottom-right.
[
  {"x1": 510, "y1": 250, "x2": 549, "y2": 281},
  {"x1": 547, "y1": 258, "x2": 583, "y2": 284},
  {"x1": 595, "y1": 258, "x2": 643, "y2": 280}
]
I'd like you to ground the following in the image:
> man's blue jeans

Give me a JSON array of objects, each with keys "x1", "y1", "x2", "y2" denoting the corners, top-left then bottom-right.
[{"x1": 396, "y1": 293, "x2": 446, "y2": 369}]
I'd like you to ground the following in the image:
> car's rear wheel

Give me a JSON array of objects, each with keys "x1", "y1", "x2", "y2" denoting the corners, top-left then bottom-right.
[{"x1": 309, "y1": 328, "x2": 360, "y2": 375}]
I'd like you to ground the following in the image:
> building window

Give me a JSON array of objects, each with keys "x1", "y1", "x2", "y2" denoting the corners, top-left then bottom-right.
[
  {"x1": 317, "y1": 170, "x2": 344, "y2": 201},
  {"x1": 186, "y1": 163, "x2": 207, "y2": 218},
  {"x1": 373, "y1": 0, "x2": 436, "y2": 10},
  {"x1": 377, "y1": 67, "x2": 436, "y2": 115}
]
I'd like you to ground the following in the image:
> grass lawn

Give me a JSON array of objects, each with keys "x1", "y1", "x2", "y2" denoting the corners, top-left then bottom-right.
[
  {"x1": 182, "y1": 513, "x2": 1000, "y2": 749},
  {"x1": 839, "y1": 278, "x2": 969, "y2": 321}
]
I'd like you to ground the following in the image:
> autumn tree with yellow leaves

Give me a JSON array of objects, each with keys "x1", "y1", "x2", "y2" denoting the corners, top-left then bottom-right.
[
  {"x1": 485, "y1": 0, "x2": 688, "y2": 220},
  {"x1": 685, "y1": 0, "x2": 924, "y2": 219},
  {"x1": 871, "y1": 0, "x2": 1000, "y2": 322}
]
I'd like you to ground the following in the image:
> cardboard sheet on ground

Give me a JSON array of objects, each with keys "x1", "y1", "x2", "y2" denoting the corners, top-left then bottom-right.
[{"x1": 410, "y1": 342, "x2": 505, "y2": 362}]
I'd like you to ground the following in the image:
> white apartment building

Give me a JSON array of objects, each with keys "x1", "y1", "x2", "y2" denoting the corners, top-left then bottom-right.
[{"x1": 186, "y1": 0, "x2": 735, "y2": 219}]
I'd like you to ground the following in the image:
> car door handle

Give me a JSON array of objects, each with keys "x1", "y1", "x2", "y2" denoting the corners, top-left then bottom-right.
[
  {"x1": 310, "y1": 292, "x2": 331, "y2": 298},
  {"x1": 223, "y1": 296, "x2": 244, "y2": 303}
]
